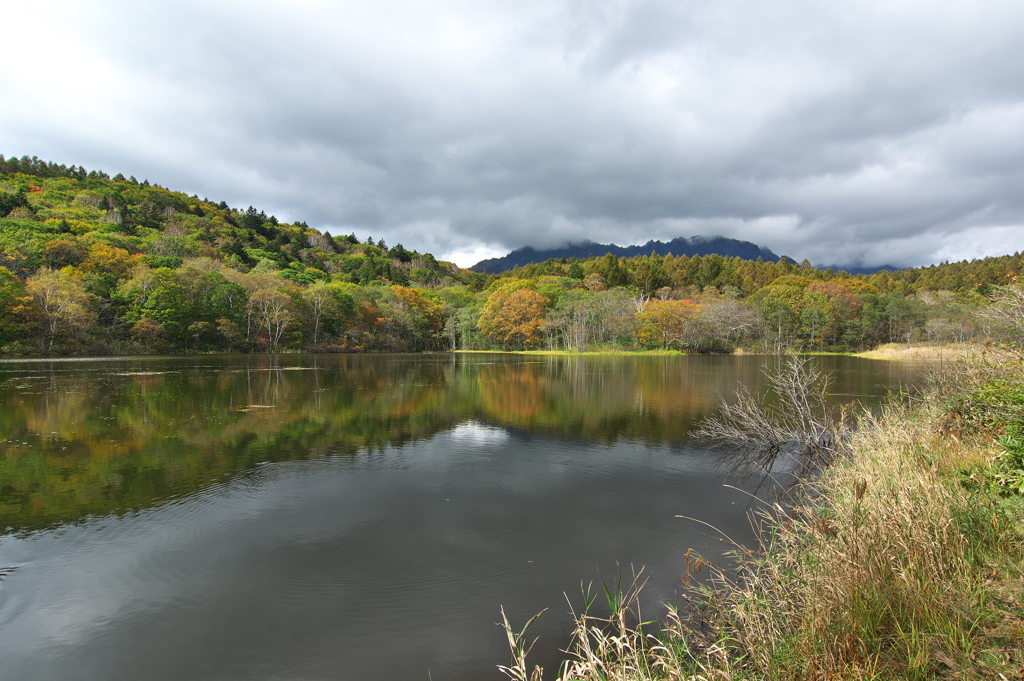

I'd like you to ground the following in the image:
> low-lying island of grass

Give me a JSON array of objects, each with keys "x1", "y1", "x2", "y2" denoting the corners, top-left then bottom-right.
[{"x1": 502, "y1": 348, "x2": 1024, "y2": 680}]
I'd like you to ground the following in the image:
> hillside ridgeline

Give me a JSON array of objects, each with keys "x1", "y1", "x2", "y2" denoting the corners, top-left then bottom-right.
[{"x1": 472, "y1": 236, "x2": 783, "y2": 273}]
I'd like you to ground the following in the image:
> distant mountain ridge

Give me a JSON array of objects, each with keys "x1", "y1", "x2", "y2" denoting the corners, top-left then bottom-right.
[{"x1": 471, "y1": 236, "x2": 783, "y2": 273}]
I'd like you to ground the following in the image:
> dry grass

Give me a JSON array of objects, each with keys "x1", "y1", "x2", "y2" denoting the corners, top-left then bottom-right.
[
  {"x1": 853, "y1": 342, "x2": 983, "y2": 362},
  {"x1": 500, "y1": 355, "x2": 1024, "y2": 681},
  {"x1": 701, "y1": 400, "x2": 1020, "y2": 680}
]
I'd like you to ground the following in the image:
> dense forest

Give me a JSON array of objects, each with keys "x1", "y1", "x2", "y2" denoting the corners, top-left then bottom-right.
[{"x1": 1, "y1": 154, "x2": 1022, "y2": 355}]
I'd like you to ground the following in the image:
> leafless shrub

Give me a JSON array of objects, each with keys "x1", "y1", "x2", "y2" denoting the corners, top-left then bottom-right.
[
  {"x1": 163, "y1": 219, "x2": 190, "y2": 236},
  {"x1": 695, "y1": 356, "x2": 854, "y2": 474},
  {"x1": 978, "y1": 283, "x2": 1024, "y2": 346},
  {"x1": 6, "y1": 206, "x2": 37, "y2": 221},
  {"x1": 73, "y1": 192, "x2": 102, "y2": 207},
  {"x1": 307, "y1": 231, "x2": 335, "y2": 253}
]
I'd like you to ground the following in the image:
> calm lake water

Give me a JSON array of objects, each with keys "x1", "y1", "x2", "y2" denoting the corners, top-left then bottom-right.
[{"x1": 0, "y1": 353, "x2": 926, "y2": 681}]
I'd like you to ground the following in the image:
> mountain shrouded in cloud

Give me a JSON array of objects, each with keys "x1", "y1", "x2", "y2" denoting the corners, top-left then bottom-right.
[
  {"x1": 471, "y1": 237, "x2": 784, "y2": 273},
  {"x1": 3, "y1": 0, "x2": 1024, "y2": 269}
]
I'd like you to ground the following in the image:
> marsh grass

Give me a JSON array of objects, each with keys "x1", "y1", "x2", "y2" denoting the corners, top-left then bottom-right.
[
  {"x1": 700, "y1": 401, "x2": 1023, "y2": 680},
  {"x1": 501, "y1": 354, "x2": 1024, "y2": 680},
  {"x1": 853, "y1": 342, "x2": 983, "y2": 362}
]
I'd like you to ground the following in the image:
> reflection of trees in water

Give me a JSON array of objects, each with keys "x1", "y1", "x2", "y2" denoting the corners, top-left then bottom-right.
[
  {"x1": 0, "y1": 355, "x2": 885, "y2": 534},
  {"x1": 478, "y1": 364, "x2": 547, "y2": 422},
  {"x1": 0, "y1": 359, "x2": 449, "y2": 533}
]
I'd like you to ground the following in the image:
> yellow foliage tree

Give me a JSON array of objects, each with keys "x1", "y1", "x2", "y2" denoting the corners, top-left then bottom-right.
[
  {"x1": 80, "y1": 242, "x2": 135, "y2": 278},
  {"x1": 0, "y1": 266, "x2": 40, "y2": 348},
  {"x1": 27, "y1": 266, "x2": 95, "y2": 352},
  {"x1": 635, "y1": 299, "x2": 701, "y2": 349},
  {"x1": 390, "y1": 285, "x2": 445, "y2": 334}
]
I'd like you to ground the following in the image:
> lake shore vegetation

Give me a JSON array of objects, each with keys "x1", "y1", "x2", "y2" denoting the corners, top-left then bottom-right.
[
  {"x1": 853, "y1": 341, "x2": 991, "y2": 362},
  {"x1": 499, "y1": 348, "x2": 1024, "y2": 679},
  {"x1": 2, "y1": 156, "x2": 1023, "y2": 357}
]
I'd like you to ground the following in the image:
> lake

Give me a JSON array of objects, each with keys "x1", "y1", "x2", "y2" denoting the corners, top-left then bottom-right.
[{"x1": 0, "y1": 353, "x2": 926, "y2": 681}]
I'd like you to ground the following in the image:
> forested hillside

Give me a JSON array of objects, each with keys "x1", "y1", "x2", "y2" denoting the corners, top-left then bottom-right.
[{"x1": 1, "y1": 155, "x2": 1022, "y2": 355}]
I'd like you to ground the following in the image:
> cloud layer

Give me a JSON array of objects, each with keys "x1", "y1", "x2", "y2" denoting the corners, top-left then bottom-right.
[{"x1": 3, "y1": 0, "x2": 1024, "y2": 268}]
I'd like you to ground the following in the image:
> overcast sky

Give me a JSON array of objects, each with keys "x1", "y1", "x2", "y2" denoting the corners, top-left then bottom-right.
[{"x1": 3, "y1": 0, "x2": 1023, "y2": 269}]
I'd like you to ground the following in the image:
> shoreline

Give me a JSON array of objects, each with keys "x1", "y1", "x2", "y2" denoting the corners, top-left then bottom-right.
[
  {"x1": 0, "y1": 341, "x2": 987, "y2": 361},
  {"x1": 502, "y1": 350, "x2": 1024, "y2": 680}
]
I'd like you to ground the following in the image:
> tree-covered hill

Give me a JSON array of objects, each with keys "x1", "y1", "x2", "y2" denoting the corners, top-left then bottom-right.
[
  {"x1": 1, "y1": 154, "x2": 1022, "y2": 356},
  {"x1": 0, "y1": 154, "x2": 464, "y2": 288}
]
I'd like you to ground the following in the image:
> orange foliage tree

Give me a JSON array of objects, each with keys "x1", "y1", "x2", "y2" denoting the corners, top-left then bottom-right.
[
  {"x1": 478, "y1": 286, "x2": 551, "y2": 349},
  {"x1": 391, "y1": 286, "x2": 446, "y2": 338}
]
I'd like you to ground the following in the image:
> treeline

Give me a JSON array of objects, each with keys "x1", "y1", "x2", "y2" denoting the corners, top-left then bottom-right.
[
  {"x1": 0, "y1": 160, "x2": 1021, "y2": 355},
  {"x1": 0, "y1": 154, "x2": 114, "y2": 181}
]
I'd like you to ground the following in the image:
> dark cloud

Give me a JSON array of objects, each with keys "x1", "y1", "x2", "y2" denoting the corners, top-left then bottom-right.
[{"x1": 4, "y1": 0, "x2": 1024, "y2": 268}]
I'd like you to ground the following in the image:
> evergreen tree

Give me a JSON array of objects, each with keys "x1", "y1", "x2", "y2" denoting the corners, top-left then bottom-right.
[
  {"x1": 389, "y1": 244, "x2": 414, "y2": 263},
  {"x1": 0, "y1": 186, "x2": 30, "y2": 218}
]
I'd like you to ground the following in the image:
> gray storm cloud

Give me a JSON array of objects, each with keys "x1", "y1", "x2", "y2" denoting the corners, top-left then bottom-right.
[{"x1": 2, "y1": 0, "x2": 1023, "y2": 268}]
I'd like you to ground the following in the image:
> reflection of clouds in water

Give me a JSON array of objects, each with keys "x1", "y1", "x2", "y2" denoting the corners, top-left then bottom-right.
[
  {"x1": 447, "y1": 421, "x2": 510, "y2": 446},
  {"x1": 0, "y1": 422, "x2": 757, "y2": 681},
  {"x1": 0, "y1": 466, "x2": 388, "y2": 656},
  {"x1": 0, "y1": 490, "x2": 260, "y2": 647}
]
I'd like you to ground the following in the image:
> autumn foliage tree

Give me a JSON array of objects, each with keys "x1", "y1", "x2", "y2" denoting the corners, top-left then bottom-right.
[
  {"x1": 390, "y1": 285, "x2": 446, "y2": 350},
  {"x1": 478, "y1": 285, "x2": 550, "y2": 349},
  {"x1": 27, "y1": 266, "x2": 95, "y2": 352},
  {"x1": 80, "y1": 243, "x2": 136, "y2": 298},
  {"x1": 635, "y1": 298, "x2": 701, "y2": 349},
  {"x1": 0, "y1": 266, "x2": 39, "y2": 349}
]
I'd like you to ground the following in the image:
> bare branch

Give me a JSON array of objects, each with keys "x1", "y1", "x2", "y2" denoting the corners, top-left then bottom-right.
[
  {"x1": 695, "y1": 357, "x2": 854, "y2": 473},
  {"x1": 978, "y1": 283, "x2": 1024, "y2": 345}
]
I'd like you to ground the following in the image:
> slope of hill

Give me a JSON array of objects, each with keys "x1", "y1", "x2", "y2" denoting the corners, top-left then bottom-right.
[
  {"x1": 0, "y1": 155, "x2": 464, "y2": 288},
  {"x1": 471, "y1": 236, "x2": 782, "y2": 273}
]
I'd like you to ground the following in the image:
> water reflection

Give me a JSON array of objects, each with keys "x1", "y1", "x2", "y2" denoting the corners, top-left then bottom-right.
[
  {"x1": 0, "y1": 354, "x2": 926, "y2": 681},
  {"x1": 0, "y1": 354, "x2": 923, "y2": 534},
  {"x1": 0, "y1": 354, "x2": 775, "y2": 533},
  {"x1": 0, "y1": 430, "x2": 760, "y2": 681}
]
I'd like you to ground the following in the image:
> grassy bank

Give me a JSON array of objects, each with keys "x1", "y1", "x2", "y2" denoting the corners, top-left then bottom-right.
[
  {"x1": 455, "y1": 348, "x2": 690, "y2": 357},
  {"x1": 853, "y1": 342, "x2": 985, "y2": 362},
  {"x1": 502, "y1": 352, "x2": 1024, "y2": 680}
]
